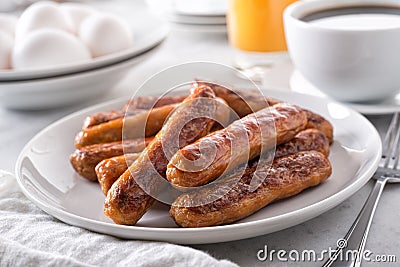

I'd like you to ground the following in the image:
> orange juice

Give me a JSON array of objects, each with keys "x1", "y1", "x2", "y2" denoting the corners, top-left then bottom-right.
[{"x1": 227, "y1": 0, "x2": 297, "y2": 52}]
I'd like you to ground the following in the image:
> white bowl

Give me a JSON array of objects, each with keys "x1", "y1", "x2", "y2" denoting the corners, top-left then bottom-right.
[
  {"x1": 0, "y1": 6, "x2": 169, "y2": 82},
  {"x1": 284, "y1": 0, "x2": 400, "y2": 102},
  {"x1": 0, "y1": 47, "x2": 160, "y2": 110}
]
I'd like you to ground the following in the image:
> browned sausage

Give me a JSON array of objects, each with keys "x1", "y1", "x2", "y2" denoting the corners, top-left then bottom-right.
[
  {"x1": 170, "y1": 151, "x2": 332, "y2": 227},
  {"x1": 95, "y1": 153, "x2": 140, "y2": 195},
  {"x1": 70, "y1": 137, "x2": 153, "y2": 181},
  {"x1": 74, "y1": 104, "x2": 177, "y2": 148},
  {"x1": 196, "y1": 81, "x2": 333, "y2": 143},
  {"x1": 123, "y1": 95, "x2": 187, "y2": 112},
  {"x1": 275, "y1": 128, "x2": 330, "y2": 158},
  {"x1": 166, "y1": 103, "x2": 308, "y2": 187},
  {"x1": 196, "y1": 81, "x2": 269, "y2": 117},
  {"x1": 83, "y1": 95, "x2": 187, "y2": 129},
  {"x1": 82, "y1": 109, "x2": 145, "y2": 129},
  {"x1": 104, "y1": 85, "x2": 217, "y2": 225},
  {"x1": 95, "y1": 128, "x2": 329, "y2": 196},
  {"x1": 304, "y1": 109, "x2": 334, "y2": 144}
]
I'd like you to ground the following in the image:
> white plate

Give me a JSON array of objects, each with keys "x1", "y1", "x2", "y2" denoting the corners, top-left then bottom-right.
[
  {"x1": 291, "y1": 70, "x2": 400, "y2": 115},
  {"x1": 0, "y1": 9, "x2": 169, "y2": 82},
  {"x1": 15, "y1": 89, "x2": 381, "y2": 244}
]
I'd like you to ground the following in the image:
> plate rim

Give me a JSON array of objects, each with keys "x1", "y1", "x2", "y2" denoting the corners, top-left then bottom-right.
[{"x1": 15, "y1": 90, "x2": 382, "y2": 244}]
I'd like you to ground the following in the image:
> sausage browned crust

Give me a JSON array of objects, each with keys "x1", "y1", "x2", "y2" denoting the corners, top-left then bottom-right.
[
  {"x1": 94, "y1": 128, "x2": 329, "y2": 196},
  {"x1": 104, "y1": 85, "x2": 217, "y2": 225},
  {"x1": 70, "y1": 137, "x2": 153, "y2": 181},
  {"x1": 83, "y1": 95, "x2": 187, "y2": 129},
  {"x1": 170, "y1": 151, "x2": 332, "y2": 227},
  {"x1": 196, "y1": 81, "x2": 269, "y2": 117},
  {"x1": 83, "y1": 109, "x2": 144, "y2": 129},
  {"x1": 96, "y1": 153, "x2": 140, "y2": 195},
  {"x1": 304, "y1": 110, "x2": 334, "y2": 144},
  {"x1": 276, "y1": 128, "x2": 330, "y2": 158},
  {"x1": 123, "y1": 95, "x2": 187, "y2": 112},
  {"x1": 74, "y1": 104, "x2": 177, "y2": 148},
  {"x1": 166, "y1": 103, "x2": 308, "y2": 187},
  {"x1": 197, "y1": 81, "x2": 333, "y2": 143}
]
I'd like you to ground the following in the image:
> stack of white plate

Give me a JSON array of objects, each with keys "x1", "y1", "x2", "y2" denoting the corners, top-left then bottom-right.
[
  {"x1": 0, "y1": 11, "x2": 169, "y2": 110},
  {"x1": 146, "y1": 0, "x2": 227, "y2": 33}
]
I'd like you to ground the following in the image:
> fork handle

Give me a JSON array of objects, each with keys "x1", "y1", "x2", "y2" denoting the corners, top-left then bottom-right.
[{"x1": 323, "y1": 178, "x2": 387, "y2": 267}]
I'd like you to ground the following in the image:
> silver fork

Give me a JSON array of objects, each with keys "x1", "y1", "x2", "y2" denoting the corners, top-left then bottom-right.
[{"x1": 323, "y1": 112, "x2": 400, "y2": 267}]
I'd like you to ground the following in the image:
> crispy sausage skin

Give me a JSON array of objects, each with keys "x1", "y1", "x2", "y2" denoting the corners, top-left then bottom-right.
[
  {"x1": 104, "y1": 85, "x2": 217, "y2": 225},
  {"x1": 170, "y1": 151, "x2": 332, "y2": 227},
  {"x1": 304, "y1": 110, "x2": 334, "y2": 144},
  {"x1": 83, "y1": 109, "x2": 145, "y2": 129},
  {"x1": 96, "y1": 153, "x2": 140, "y2": 195},
  {"x1": 83, "y1": 95, "x2": 188, "y2": 129},
  {"x1": 166, "y1": 103, "x2": 308, "y2": 187},
  {"x1": 70, "y1": 138, "x2": 153, "y2": 181},
  {"x1": 276, "y1": 129, "x2": 330, "y2": 158},
  {"x1": 74, "y1": 104, "x2": 177, "y2": 148},
  {"x1": 123, "y1": 95, "x2": 187, "y2": 112},
  {"x1": 94, "y1": 128, "x2": 329, "y2": 196},
  {"x1": 197, "y1": 81, "x2": 333, "y2": 143}
]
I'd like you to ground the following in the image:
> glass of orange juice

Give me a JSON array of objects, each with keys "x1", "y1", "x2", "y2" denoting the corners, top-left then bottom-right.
[{"x1": 227, "y1": 0, "x2": 297, "y2": 81}]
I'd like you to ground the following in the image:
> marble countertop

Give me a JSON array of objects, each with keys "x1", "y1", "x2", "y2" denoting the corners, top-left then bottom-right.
[{"x1": 1, "y1": 1, "x2": 399, "y2": 266}]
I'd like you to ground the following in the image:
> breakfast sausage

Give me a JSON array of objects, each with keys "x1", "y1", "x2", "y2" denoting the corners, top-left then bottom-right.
[
  {"x1": 82, "y1": 109, "x2": 144, "y2": 129},
  {"x1": 74, "y1": 104, "x2": 177, "y2": 148},
  {"x1": 196, "y1": 81, "x2": 333, "y2": 143},
  {"x1": 104, "y1": 85, "x2": 217, "y2": 225},
  {"x1": 170, "y1": 151, "x2": 332, "y2": 227},
  {"x1": 83, "y1": 95, "x2": 188, "y2": 129},
  {"x1": 95, "y1": 128, "x2": 329, "y2": 196},
  {"x1": 123, "y1": 95, "x2": 187, "y2": 112},
  {"x1": 166, "y1": 103, "x2": 308, "y2": 187},
  {"x1": 304, "y1": 109, "x2": 334, "y2": 144},
  {"x1": 275, "y1": 128, "x2": 330, "y2": 158},
  {"x1": 70, "y1": 137, "x2": 153, "y2": 181},
  {"x1": 96, "y1": 153, "x2": 140, "y2": 195}
]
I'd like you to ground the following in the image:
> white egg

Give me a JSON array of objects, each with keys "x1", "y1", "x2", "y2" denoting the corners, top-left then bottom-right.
[
  {"x1": 79, "y1": 13, "x2": 133, "y2": 58},
  {"x1": 12, "y1": 29, "x2": 91, "y2": 70},
  {"x1": 60, "y1": 2, "x2": 96, "y2": 34},
  {"x1": 15, "y1": 1, "x2": 73, "y2": 42},
  {"x1": 0, "y1": 31, "x2": 13, "y2": 69},
  {"x1": 0, "y1": 14, "x2": 17, "y2": 38}
]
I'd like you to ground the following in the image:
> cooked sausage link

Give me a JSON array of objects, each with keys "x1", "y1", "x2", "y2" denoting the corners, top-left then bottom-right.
[
  {"x1": 69, "y1": 137, "x2": 153, "y2": 181},
  {"x1": 95, "y1": 128, "x2": 329, "y2": 196},
  {"x1": 170, "y1": 151, "x2": 332, "y2": 227},
  {"x1": 104, "y1": 85, "x2": 217, "y2": 225},
  {"x1": 166, "y1": 103, "x2": 307, "y2": 188},
  {"x1": 196, "y1": 82, "x2": 269, "y2": 117},
  {"x1": 96, "y1": 153, "x2": 140, "y2": 195},
  {"x1": 304, "y1": 109, "x2": 334, "y2": 144},
  {"x1": 275, "y1": 128, "x2": 330, "y2": 158},
  {"x1": 123, "y1": 95, "x2": 187, "y2": 112},
  {"x1": 74, "y1": 104, "x2": 177, "y2": 148},
  {"x1": 82, "y1": 109, "x2": 145, "y2": 129}
]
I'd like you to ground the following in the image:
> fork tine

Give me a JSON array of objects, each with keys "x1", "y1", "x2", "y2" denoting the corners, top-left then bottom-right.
[
  {"x1": 381, "y1": 113, "x2": 400, "y2": 167},
  {"x1": 383, "y1": 113, "x2": 400, "y2": 169}
]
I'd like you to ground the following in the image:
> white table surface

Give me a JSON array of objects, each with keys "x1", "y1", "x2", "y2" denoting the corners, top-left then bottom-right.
[{"x1": 1, "y1": 1, "x2": 399, "y2": 266}]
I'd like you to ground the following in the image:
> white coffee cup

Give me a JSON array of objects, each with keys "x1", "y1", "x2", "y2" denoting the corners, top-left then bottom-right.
[{"x1": 284, "y1": 0, "x2": 400, "y2": 102}]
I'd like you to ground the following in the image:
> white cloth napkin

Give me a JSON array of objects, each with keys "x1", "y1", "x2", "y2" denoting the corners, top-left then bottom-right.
[{"x1": 0, "y1": 171, "x2": 237, "y2": 267}]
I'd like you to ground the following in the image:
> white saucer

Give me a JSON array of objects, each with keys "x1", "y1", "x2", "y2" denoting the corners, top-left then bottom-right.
[
  {"x1": 290, "y1": 70, "x2": 400, "y2": 115},
  {"x1": 146, "y1": 0, "x2": 227, "y2": 17}
]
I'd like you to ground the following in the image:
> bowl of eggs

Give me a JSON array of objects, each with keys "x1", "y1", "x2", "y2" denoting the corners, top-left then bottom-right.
[{"x1": 0, "y1": 1, "x2": 169, "y2": 109}]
